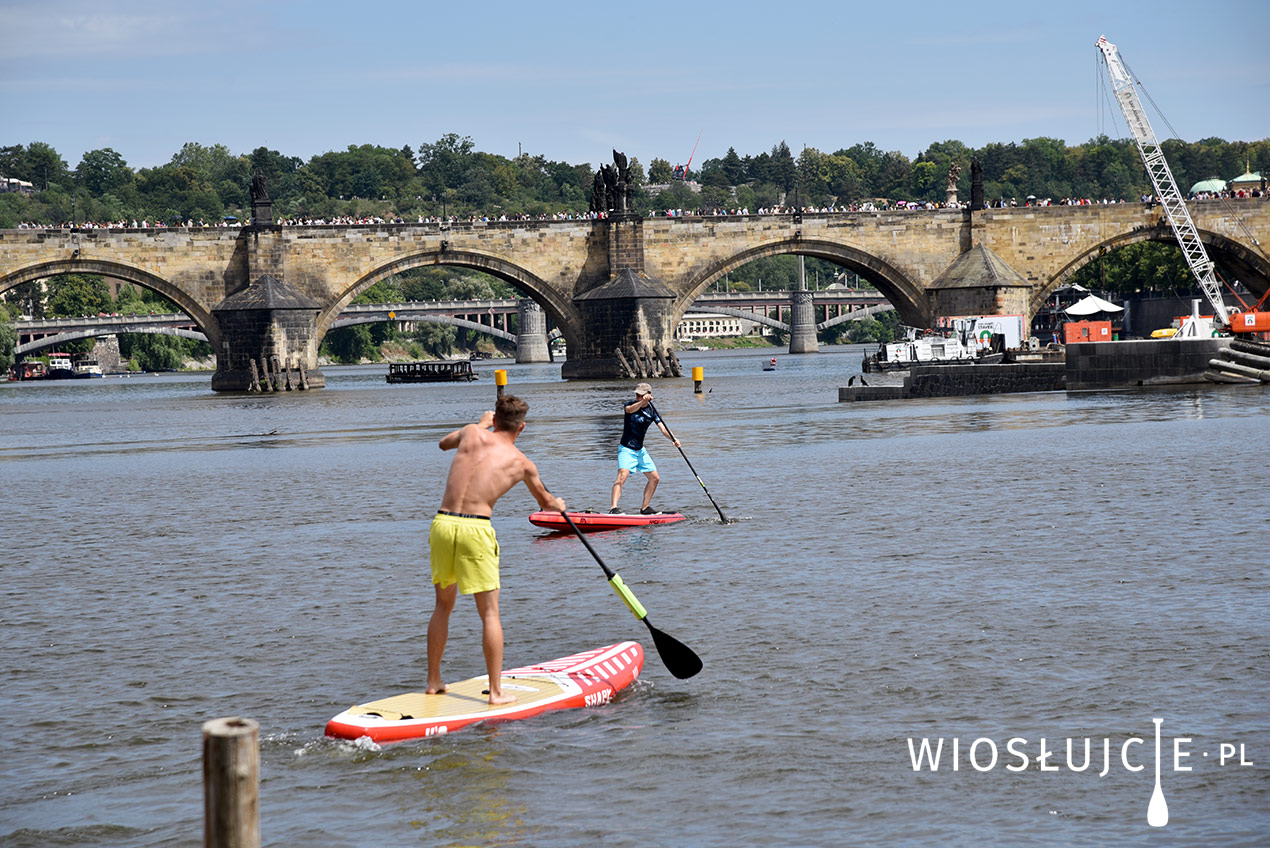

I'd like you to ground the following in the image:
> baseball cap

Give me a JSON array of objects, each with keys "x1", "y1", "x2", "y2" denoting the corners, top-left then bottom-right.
[{"x1": 634, "y1": 382, "x2": 652, "y2": 396}]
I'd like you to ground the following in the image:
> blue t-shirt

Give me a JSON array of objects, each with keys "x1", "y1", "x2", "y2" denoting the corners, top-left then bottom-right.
[{"x1": 620, "y1": 401, "x2": 662, "y2": 450}]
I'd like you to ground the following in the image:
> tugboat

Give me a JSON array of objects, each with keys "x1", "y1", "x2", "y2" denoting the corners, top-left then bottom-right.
[
  {"x1": 862, "y1": 327, "x2": 978, "y2": 373},
  {"x1": 73, "y1": 356, "x2": 104, "y2": 378},
  {"x1": 45, "y1": 352, "x2": 76, "y2": 379}
]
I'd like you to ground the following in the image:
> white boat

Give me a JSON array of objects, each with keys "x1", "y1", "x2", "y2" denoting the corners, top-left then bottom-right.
[
  {"x1": 45, "y1": 352, "x2": 76, "y2": 379},
  {"x1": 862, "y1": 327, "x2": 978, "y2": 373},
  {"x1": 74, "y1": 357, "x2": 104, "y2": 378}
]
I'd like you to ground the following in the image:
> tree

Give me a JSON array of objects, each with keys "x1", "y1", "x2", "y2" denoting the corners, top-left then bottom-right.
[
  {"x1": 75, "y1": 148, "x2": 134, "y2": 196},
  {"x1": 24, "y1": 142, "x2": 71, "y2": 190},
  {"x1": 648, "y1": 157, "x2": 673, "y2": 184},
  {"x1": 417, "y1": 133, "x2": 476, "y2": 195},
  {"x1": 720, "y1": 147, "x2": 745, "y2": 185},
  {"x1": 322, "y1": 324, "x2": 380, "y2": 363},
  {"x1": 120, "y1": 333, "x2": 187, "y2": 371},
  {"x1": 0, "y1": 301, "x2": 16, "y2": 373},
  {"x1": 3, "y1": 281, "x2": 46, "y2": 318},
  {"x1": 46, "y1": 274, "x2": 112, "y2": 317},
  {"x1": 770, "y1": 141, "x2": 796, "y2": 193}
]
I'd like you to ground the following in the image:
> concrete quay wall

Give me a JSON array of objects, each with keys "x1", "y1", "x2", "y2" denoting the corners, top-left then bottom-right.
[
  {"x1": 1065, "y1": 339, "x2": 1229, "y2": 389},
  {"x1": 839, "y1": 361, "x2": 1064, "y2": 402}
]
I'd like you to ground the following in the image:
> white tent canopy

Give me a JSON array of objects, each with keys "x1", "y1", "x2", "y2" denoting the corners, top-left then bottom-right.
[{"x1": 1065, "y1": 294, "x2": 1124, "y2": 316}]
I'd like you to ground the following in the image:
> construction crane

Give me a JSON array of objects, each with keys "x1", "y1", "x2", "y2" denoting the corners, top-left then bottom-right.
[
  {"x1": 1095, "y1": 35, "x2": 1270, "y2": 337},
  {"x1": 672, "y1": 131, "x2": 703, "y2": 181}
]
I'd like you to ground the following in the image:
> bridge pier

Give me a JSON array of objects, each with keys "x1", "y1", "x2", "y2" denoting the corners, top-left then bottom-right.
[
  {"x1": 514, "y1": 299, "x2": 550, "y2": 363},
  {"x1": 210, "y1": 275, "x2": 325, "y2": 392},
  {"x1": 565, "y1": 270, "x2": 678, "y2": 379},
  {"x1": 788, "y1": 289, "x2": 819, "y2": 353}
]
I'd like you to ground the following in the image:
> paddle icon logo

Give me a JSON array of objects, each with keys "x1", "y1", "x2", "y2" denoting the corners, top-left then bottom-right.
[{"x1": 905, "y1": 717, "x2": 1256, "y2": 827}]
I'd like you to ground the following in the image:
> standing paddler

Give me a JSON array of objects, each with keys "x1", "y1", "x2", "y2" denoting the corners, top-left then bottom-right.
[
  {"x1": 609, "y1": 382, "x2": 680, "y2": 515},
  {"x1": 426, "y1": 395, "x2": 565, "y2": 704}
]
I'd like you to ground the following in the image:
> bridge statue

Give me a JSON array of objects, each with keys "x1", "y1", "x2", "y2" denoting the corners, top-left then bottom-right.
[
  {"x1": 590, "y1": 150, "x2": 635, "y2": 217},
  {"x1": 946, "y1": 162, "x2": 961, "y2": 207},
  {"x1": 250, "y1": 169, "x2": 273, "y2": 228},
  {"x1": 250, "y1": 170, "x2": 269, "y2": 204}
]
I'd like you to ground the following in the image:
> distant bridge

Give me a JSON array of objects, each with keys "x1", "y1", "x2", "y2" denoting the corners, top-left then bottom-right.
[{"x1": 14, "y1": 291, "x2": 892, "y2": 355}]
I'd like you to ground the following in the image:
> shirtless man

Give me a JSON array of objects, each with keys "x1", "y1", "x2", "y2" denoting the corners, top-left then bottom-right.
[{"x1": 426, "y1": 395, "x2": 565, "y2": 704}]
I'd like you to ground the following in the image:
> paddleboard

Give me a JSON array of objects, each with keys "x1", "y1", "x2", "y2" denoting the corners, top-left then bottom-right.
[
  {"x1": 529, "y1": 510, "x2": 686, "y2": 532},
  {"x1": 325, "y1": 641, "x2": 644, "y2": 743}
]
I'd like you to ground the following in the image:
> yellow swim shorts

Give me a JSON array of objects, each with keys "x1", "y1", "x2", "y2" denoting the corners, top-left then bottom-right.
[{"x1": 429, "y1": 512, "x2": 500, "y2": 595}]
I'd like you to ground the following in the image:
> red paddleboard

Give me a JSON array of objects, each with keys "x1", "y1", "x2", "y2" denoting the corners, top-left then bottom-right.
[
  {"x1": 529, "y1": 510, "x2": 686, "y2": 532},
  {"x1": 325, "y1": 641, "x2": 644, "y2": 743}
]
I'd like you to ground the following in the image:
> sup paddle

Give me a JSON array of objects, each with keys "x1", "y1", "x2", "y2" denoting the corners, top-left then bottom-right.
[
  {"x1": 646, "y1": 401, "x2": 730, "y2": 524},
  {"x1": 559, "y1": 510, "x2": 702, "y2": 679}
]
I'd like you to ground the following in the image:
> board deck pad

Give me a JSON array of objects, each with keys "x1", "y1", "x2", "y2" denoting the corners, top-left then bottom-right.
[
  {"x1": 529, "y1": 510, "x2": 686, "y2": 532},
  {"x1": 325, "y1": 641, "x2": 644, "y2": 743}
]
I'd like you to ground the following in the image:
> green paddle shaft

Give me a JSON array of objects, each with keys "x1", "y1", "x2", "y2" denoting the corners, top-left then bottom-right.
[
  {"x1": 608, "y1": 573, "x2": 648, "y2": 620},
  {"x1": 557, "y1": 508, "x2": 703, "y2": 679}
]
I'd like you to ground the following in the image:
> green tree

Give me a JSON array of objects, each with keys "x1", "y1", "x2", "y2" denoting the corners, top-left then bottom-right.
[
  {"x1": 418, "y1": 133, "x2": 476, "y2": 195},
  {"x1": 410, "y1": 322, "x2": 459, "y2": 357},
  {"x1": 1068, "y1": 242, "x2": 1192, "y2": 294},
  {"x1": 46, "y1": 274, "x2": 112, "y2": 317},
  {"x1": 2, "y1": 281, "x2": 46, "y2": 318},
  {"x1": 24, "y1": 142, "x2": 71, "y2": 190},
  {"x1": 0, "y1": 301, "x2": 16, "y2": 373},
  {"x1": 120, "y1": 333, "x2": 186, "y2": 371},
  {"x1": 720, "y1": 147, "x2": 746, "y2": 185},
  {"x1": 648, "y1": 158, "x2": 673, "y2": 184},
  {"x1": 75, "y1": 148, "x2": 134, "y2": 196},
  {"x1": 770, "y1": 141, "x2": 796, "y2": 193}
]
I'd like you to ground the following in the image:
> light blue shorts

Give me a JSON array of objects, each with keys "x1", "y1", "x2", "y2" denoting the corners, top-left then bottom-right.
[{"x1": 618, "y1": 445, "x2": 657, "y2": 473}]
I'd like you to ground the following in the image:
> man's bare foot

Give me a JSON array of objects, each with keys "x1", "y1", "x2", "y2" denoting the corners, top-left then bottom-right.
[
  {"x1": 487, "y1": 691, "x2": 517, "y2": 705},
  {"x1": 425, "y1": 681, "x2": 447, "y2": 695}
]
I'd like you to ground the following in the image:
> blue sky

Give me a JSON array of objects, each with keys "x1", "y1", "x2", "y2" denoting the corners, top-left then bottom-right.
[{"x1": 2, "y1": 0, "x2": 1266, "y2": 173}]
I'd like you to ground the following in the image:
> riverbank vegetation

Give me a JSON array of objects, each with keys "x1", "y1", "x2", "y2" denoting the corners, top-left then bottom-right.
[{"x1": 3, "y1": 133, "x2": 1264, "y2": 230}]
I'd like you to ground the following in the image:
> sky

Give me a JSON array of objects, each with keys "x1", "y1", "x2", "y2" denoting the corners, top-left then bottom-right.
[{"x1": 2, "y1": 0, "x2": 1267, "y2": 174}]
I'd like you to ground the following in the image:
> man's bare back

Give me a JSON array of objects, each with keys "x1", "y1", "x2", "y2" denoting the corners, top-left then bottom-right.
[{"x1": 438, "y1": 410, "x2": 561, "y2": 517}]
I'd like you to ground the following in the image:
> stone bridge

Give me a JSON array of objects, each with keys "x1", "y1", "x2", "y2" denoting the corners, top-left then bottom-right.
[{"x1": 1, "y1": 199, "x2": 1266, "y2": 389}]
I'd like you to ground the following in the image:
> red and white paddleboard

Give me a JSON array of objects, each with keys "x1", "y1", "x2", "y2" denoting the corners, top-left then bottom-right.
[
  {"x1": 529, "y1": 510, "x2": 686, "y2": 532},
  {"x1": 325, "y1": 641, "x2": 644, "y2": 743}
]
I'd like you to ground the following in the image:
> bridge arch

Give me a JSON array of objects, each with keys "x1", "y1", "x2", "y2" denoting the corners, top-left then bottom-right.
[
  {"x1": 319, "y1": 249, "x2": 580, "y2": 345},
  {"x1": 1035, "y1": 225, "x2": 1270, "y2": 316},
  {"x1": 331, "y1": 311, "x2": 518, "y2": 343},
  {"x1": 681, "y1": 302, "x2": 897, "y2": 334},
  {"x1": 679, "y1": 238, "x2": 928, "y2": 327},
  {"x1": 0, "y1": 258, "x2": 221, "y2": 347}
]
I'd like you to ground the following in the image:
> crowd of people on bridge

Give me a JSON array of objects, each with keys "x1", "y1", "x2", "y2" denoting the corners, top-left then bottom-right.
[{"x1": 12, "y1": 187, "x2": 1263, "y2": 232}]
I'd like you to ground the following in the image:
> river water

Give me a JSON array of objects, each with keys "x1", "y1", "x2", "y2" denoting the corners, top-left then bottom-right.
[{"x1": 2, "y1": 345, "x2": 1267, "y2": 847}]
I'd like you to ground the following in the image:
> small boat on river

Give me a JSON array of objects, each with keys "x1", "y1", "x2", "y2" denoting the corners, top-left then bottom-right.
[
  {"x1": 386, "y1": 360, "x2": 478, "y2": 383},
  {"x1": 74, "y1": 357, "x2": 104, "y2": 378},
  {"x1": 45, "y1": 353, "x2": 76, "y2": 380}
]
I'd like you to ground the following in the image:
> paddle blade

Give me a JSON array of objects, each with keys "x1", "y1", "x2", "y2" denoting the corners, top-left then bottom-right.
[{"x1": 644, "y1": 618, "x2": 703, "y2": 679}]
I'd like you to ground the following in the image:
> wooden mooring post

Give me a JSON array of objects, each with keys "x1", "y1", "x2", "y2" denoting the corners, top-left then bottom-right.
[
  {"x1": 203, "y1": 716, "x2": 260, "y2": 848},
  {"x1": 495, "y1": 368, "x2": 507, "y2": 399}
]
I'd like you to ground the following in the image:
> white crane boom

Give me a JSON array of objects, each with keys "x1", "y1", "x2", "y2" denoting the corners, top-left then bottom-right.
[{"x1": 1095, "y1": 35, "x2": 1230, "y2": 327}]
